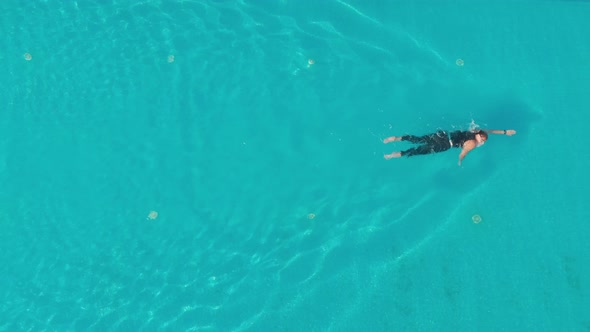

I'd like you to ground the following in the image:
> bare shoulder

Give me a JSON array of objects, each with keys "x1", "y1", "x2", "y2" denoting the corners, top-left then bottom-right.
[{"x1": 462, "y1": 139, "x2": 477, "y2": 150}]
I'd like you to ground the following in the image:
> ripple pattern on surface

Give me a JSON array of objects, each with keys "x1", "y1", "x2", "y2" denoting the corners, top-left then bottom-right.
[{"x1": 1, "y1": 0, "x2": 570, "y2": 331}]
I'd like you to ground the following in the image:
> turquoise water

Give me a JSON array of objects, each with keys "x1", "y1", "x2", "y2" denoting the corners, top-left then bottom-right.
[{"x1": 2, "y1": 0, "x2": 590, "y2": 331}]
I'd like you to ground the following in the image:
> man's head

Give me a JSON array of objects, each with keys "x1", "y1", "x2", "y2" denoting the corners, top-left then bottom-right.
[{"x1": 475, "y1": 130, "x2": 488, "y2": 145}]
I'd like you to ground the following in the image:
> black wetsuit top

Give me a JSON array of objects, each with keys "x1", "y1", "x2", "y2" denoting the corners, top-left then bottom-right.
[
  {"x1": 400, "y1": 130, "x2": 476, "y2": 157},
  {"x1": 449, "y1": 130, "x2": 477, "y2": 148}
]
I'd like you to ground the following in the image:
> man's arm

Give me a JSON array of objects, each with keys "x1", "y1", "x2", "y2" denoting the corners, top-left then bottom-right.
[
  {"x1": 484, "y1": 129, "x2": 517, "y2": 136},
  {"x1": 458, "y1": 140, "x2": 476, "y2": 166}
]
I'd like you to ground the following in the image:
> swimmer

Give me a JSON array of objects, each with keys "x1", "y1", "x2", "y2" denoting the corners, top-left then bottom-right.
[{"x1": 383, "y1": 128, "x2": 516, "y2": 165}]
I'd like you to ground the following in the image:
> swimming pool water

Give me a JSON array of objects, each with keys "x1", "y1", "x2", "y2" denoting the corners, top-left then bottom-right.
[{"x1": 1, "y1": 1, "x2": 589, "y2": 331}]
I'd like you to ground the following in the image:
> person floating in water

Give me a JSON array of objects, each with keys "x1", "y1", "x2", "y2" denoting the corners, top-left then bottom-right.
[{"x1": 383, "y1": 128, "x2": 517, "y2": 165}]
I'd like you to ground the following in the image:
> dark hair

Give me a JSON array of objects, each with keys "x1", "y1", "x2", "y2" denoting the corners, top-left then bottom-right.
[{"x1": 475, "y1": 130, "x2": 488, "y2": 140}]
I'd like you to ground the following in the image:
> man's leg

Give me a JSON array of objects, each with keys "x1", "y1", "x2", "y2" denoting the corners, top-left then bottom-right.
[
  {"x1": 383, "y1": 134, "x2": 426, "y2": 144},
  {"x1": 384, "y1": 151, "x2": 402, "y2": 159},
  {"x1": 384, "y1": 145, "x2": 435, "y2": 159},
  {"x1": 383, "y1": 136, "x2": 401, "y2": 143}
]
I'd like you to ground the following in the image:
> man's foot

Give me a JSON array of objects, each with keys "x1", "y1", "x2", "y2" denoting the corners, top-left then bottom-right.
[
  {"x1": 383, "y1": 136, "x2": 401, "y2": 143},
  {"x1": 384, "y1": 152, "x2": 402, "y2": 160}
]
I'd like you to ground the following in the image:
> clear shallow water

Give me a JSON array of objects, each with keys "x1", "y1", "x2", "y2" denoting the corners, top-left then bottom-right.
[{"x1": 1, "y1": 1, "x2": 589, "y2": 331}]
